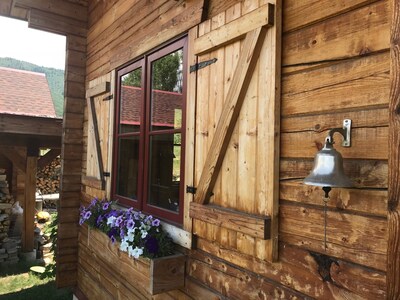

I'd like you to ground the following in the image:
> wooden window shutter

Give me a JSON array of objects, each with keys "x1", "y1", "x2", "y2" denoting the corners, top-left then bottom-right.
[
  {"x1": 186, "y1": 2, "x2": 280, "y2": 262},
  {"x1": 83, "y1": 73, "x2": 114, "y2": 197}
]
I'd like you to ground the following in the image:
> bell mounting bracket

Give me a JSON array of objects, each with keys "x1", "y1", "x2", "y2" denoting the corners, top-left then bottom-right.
[{"x1": 325, "y1": 119, "x2": 352, "y2": 147}]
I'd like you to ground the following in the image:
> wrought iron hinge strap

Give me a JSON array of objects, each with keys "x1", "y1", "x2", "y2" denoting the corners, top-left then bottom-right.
[
  {"x1": 190, "y1": 58, "x2": 218, "y2": 73},
  {"x1": 103, "y1": 95, "x2": 114, "y2": 101},
  {"x1": 186, "y1": 185, "x2": 197, "y2": 194}
]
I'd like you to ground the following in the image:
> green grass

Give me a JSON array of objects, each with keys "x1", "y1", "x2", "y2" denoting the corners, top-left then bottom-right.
[{"x1": 0, "y1": 260, "x2": 72, "y2": 300}]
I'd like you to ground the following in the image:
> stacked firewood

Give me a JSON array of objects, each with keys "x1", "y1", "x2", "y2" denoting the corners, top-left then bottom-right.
[
  {"x1": 0, "y1": 168, "x2": 19, "y2": 264},
  {"x1": 37, "y1": 157, "x2": 60, "y2": 195}
]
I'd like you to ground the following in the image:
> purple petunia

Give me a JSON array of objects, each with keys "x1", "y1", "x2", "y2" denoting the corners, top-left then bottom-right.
[
  {"x1": 102, "y1": 202, "x2": 110, "y2": 210},
  {"x1": 126, "y1": 219, "x2": 135, "y2": 230},
  {"x1": 84, "y1": 210, "x2": 92, "y2": 220},
  {"x1": 151, "y1": 219, "x2": 160, "y2": 227},
  {"x1": 96, "y1": 215, "x2": 103, "y2": 226},
  {"x1": 110, "y1": 235, "x2": 116, "y2": 244},
  {"x1": 145, "y1": 236, "x2": 159, "y2": 254},
  {"x1": 115, "y1": 215, "x2": 123, "y2": 227}
]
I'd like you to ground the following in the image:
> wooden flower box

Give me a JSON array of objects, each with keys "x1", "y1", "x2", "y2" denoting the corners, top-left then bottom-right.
[{"x1": 80, "y1": 225, "x2": 186, "y2": 296}]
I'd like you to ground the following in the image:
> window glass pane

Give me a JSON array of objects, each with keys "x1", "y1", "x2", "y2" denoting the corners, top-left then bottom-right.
[
  {"x1": 147, "y1": 133, "x2": 181, "y2": 212},
  {"x1": 150, "y1": 49, "x2": 183, "y2": 131},
  {"x1": 116, "y1": 136, "x2": 140, "y2": 200},
  {"x1": 120, "y1": 68, "x2": 142, "y2": 133}
]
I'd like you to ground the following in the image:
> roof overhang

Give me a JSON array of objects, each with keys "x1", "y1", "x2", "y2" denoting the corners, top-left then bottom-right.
[{"x1": 0, "y1": 113, "x2": 62, "y2": 148}]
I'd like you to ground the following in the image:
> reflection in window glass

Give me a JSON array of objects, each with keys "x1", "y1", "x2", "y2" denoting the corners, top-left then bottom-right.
[
  {"x1": 147, "y1": 134, "x2": 181, "y2": 212},
  {"x1": 120, "y1": 68, "x2": 142, "y2": 133},
  {"x1": 150, "y1": 49, "x2": 183, "y2": 131},
  {"x1": 116, "y1": 136, "x2": 140, "y2": 200}
]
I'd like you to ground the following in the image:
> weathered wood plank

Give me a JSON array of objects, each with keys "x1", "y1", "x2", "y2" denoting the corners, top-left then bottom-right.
[
  {"x1": 280, "y1": 158, "x2": 388, "y2": 189},
  {"x1": 387, "y1": 0, "x2": 400, "y2": 297},
  {"x1": 282, "y1": 51, "x2": 389, "y2": 95},
  {"x1": 0, "y1": 146, "x2": 26, "y2": 173},
  {"x1": 28, "y1": 8, "x2": 87, "y2": 37},
  {"x1": 183, "y1": 277, "x2": 222, "y2": 300},
  {"x1": 283, "y1": 0, "x2": 378, "y2": 33},
  {"x1": 280, "y1": 204, "x2": 387, "y2": 271},
  {"x1": 187, "y1": 253, "x2": 309, "y2": 299},
  {"x1": 150, "y1": 254, "x2": 186, "y2": 294},
  {"x1": 280, "y1": 180, "x2": 387, "y2": 217},
  {"x1": 87, "y1": 0, "x2": 204, "y2": 80},
  {"x1": 194, "y1": 27, "x2": 267, "y2": 204},
  {"x1": 85, "y1": 81, "x2": 110, "y2": 98},
  {"x1": 281, "y1": 127, "x2": 388, "y2": 160},
  {"x1": 196, "y1": 239, "x2": 386, "y2": 299},
  {"x1": 283, "y1": 1, "x2": 390, "y2": 66},
  {"x1": 190, "y1": 202, "x2": 271, "y2": 239},
  {"x1": 184, "y1": 26, "x2": 198, "y2": 233},
  {"x1": 281, "y1": 107, "x2": 388, "y2": 133},
  {"x1": 15, "y1": 0, "x2": 87, "y2": 22},
  {"x1": 0, "y1": 114, "x2": 62, "y2": 136},
  {"x1": 23, "y1": 154, "x2": 37, "y2": 252},
  {"x1": 194, "y1": 4, "x2": 274, "y2": 55},
  {"x1": 79, "y1": 243, "x2": 149, "y2": 299},
  {"x1": 38, "y1": 149, "x2": 61, "y2": 170}
]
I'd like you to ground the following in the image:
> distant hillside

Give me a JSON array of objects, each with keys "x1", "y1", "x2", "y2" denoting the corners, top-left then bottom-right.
[{"x1": 0, "y1": 57, "x2": 64, "y2": 117}]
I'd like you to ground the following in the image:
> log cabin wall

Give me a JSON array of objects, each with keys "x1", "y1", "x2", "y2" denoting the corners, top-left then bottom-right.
[
  {"x1": 0, "y1": 0, "x2": 89, "y2": 288},
  {"x1": 79, "y1": 0, "x2": 390, "y2": 299},
  {"x1": 186, "y1": 1, "x2": 389, "y2": 299}
]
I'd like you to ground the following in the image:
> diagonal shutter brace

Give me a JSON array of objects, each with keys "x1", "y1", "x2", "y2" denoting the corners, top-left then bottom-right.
[{"x1": 190, "y1": 58, "x2": 218, "y2": 73}]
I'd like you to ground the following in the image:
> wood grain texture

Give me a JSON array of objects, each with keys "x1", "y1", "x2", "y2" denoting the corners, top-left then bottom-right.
[
  {"x1": 283, "y1": 0, "x2": 379, "y2": 33},
  {"x1": 58, "y1": 33, "x2": 86, "y2": 288},
  {"x1": 282, "y1": 52, "x2": 390, "y2": 116},
  {"x1": 280, "y1": 180, "x2": 388, "y2": 217},
  {"x1": 194, "y1": 4, "x2": 274, "y2": 55},
  {"x1": 190, "y1": 202, "x2": 271, "y2": 239},
  {"x1": 283, "y1": 1, "x2": 390, "y2": 66},
  {"x1": 23, "y1": 154, "x2": 37, "y2": 252},
  {"x1": 194, "y1": 27, "x2": 267, "y2": 204},
  {"x1": 281, "y1": 126, "x2": 388, "y2": 160},
  {"x1": 387, "y1": 0, "x2": 400, "y2": 297},
  {"x1": 187, "y1": 251, "x2": 309, "y2": 299},
  {"x1": 15, "y1": 0, "x2": 87, "y2": 22},
  {"x1": 280, "y1": 204, "x2": 387, "y2": 271},
  {"x1": 196, "y1": 239, "x2": 386, "y2": 299}
]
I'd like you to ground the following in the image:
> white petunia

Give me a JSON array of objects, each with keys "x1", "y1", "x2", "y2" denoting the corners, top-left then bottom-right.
[
  {"x1": 107, "y1": 216, "x2": 117, "y2": 226},
  {"x1": 141, "y1": 230, "x2": 148, "y2": 239},
  {"x1": 131, "y1": 247, "x2": 143, "y2": 259},
  {"x1": 127, "y1": 232, "x2": 135, "y2": 242},
  {"x1": 120, "y1": 240, "x2": 129, "y2": 252},
  {"x1": 127, "y1": 245, "x2": 134, "y2": 257}
]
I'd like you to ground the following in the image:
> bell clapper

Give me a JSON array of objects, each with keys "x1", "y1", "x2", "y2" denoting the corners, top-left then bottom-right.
[{"x1": 322, "y1": 187, "x2": 331, "y2": 251}]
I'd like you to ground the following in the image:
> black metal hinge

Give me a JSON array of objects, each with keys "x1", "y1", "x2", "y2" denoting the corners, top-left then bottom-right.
[
  {"x1": 190, "y1": 58, "x2": 218, "y2": 73},
  {"x1": 103, "y1": 172, "x2": 111, "y2": 177},
  {"x1": 186, "y1": 185, "x2": 197, "y2": 194},
  {"x1": 103, "y1": 95, "x2": 114, "y2": 101}
]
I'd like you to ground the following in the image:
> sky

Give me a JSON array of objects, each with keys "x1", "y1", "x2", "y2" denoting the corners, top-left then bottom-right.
[{"x1": 0, "y1": 16, "x2": 66, "y2": 70}]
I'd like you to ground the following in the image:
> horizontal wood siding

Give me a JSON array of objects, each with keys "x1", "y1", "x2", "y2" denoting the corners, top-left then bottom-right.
[
  {"x1": 182, "y1": 0, "x2": 390, "y2": 299},
  {"x1": 76, "y1": 0, "x2": 391, "y2": 299}
]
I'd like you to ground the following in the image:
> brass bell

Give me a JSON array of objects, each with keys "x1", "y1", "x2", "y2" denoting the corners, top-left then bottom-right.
[{"x1": 304, "y1": 139, "x2": 353, "y2": 188}]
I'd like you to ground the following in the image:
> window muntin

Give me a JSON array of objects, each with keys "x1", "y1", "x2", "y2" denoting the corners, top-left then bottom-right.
[{"x1": 113, "y1": 38, "x2": 187, "y2": 223}]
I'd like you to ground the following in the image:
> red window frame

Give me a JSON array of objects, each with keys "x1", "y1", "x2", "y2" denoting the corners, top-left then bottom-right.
[{"x1": 112, "y1": 37, "x2": 187, "y2": 224}]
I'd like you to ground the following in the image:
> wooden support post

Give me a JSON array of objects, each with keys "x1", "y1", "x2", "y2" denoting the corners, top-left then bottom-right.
[
  {"x1": 22, "y1": 146, "x2": 38, "y2": 252},
  {"x1": 387, "y1": 0, "x2": 400, "y2": 298}
]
